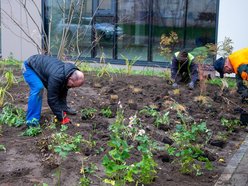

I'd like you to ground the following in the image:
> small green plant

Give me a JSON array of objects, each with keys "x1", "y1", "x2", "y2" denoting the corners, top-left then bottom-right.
[
  {"x1": 121, "y1": 54, "x2": 140, "y2": 75},
  {"x1": 103, "y1": 104, "x2": 157, "y2": 185},
  {"x1": 0, "y1": 87, "x2": 13, "y2": 107},
  {"x1": 48, "y1": 126, "x2": 85, "y2": 158},
  {"x1": 167, "y1": 113, "x2": 212, "y2": 176},
  {"x1": 97, "y1": 64, "x2": 111, "y2": 77},
  {"x1": 0, "y1": 104, "x2": 25, "y2": 127},
  {"x1": 84, "y1": 163, "x2": 98, "y2": 174},
  {"x1": 34, "y1": 183, "x2": 48, "y2": 186},
  {"x1": 221, "y1": 118, "x2": 240, "y2": 133},
  {"x1": 79, "y1": 158, "x2": 94, "y2": 186},
  {"x1": 0, "y1": 144, "x2": 6, "y2": 152},
  {"x1": 22, "y1": 126, "x2": 42, "y2": 137},
  {"x1": 207, "y1": 78, "x2": 236, "y2": 88},
  {"x1": 4, "y1": 70, "x2": 17, "y2": 89},
  {"x1": 139, "y1": 106, "x2": 158, "y2": 117},
  {"x1": 97, "y1": 52, "x2": 111, "y2": 77},
  {"x1": 163, "y1": 69, "x2": 172, "y2": 82},
  {"x1": 81, "y1": 108, "x2": 97, "y2": 120},
  {"x1": 215, "y1": 131, "x2": 228, "y2": 142},
  {"x1": 140, "y1": 107, "x2": 170, "y2": 128},
  {"x1": 100, "y1": 107, "x2": 112, "y2": 118},
  {"x1": 79, "y1": 176, "x2": 91, "y2": 186},
  {"x1": 154, "y1": 111, "x2": 170, "y2": 128}
]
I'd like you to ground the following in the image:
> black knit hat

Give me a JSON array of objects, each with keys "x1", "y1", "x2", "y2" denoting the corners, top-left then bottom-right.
[
  {"x1": 177, "y1": 50, "x2": 188, "y2": 62},
  {"x1": 214, "y1": 57, "x2": 225, "y2": 78}
]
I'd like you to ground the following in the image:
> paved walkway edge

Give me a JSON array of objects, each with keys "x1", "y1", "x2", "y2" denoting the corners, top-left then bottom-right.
[{"x1": 214, "y1": 134, "x2": 248, "y2": 186}]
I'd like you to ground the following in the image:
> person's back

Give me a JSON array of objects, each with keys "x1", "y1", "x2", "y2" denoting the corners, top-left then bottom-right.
[{"x1": 27, "y1": 55, "x2": 77, "y2": 88}]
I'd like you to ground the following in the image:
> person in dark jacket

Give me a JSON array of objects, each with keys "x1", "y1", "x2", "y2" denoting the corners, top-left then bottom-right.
[
  {"x1": 171, "y1": 50, "x2": 198, "y2": 89},
  {"x1": 22, "y1": 54, "x2": 85, "y2": 126}
]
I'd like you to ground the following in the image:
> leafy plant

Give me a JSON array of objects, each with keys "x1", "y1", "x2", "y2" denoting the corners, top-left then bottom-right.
[
  {"x1": 140, "y1": 107, "x2": 170, "y2": 128},
  {"x1": 0, "y1": 104, "x2": 25, "y2": 127},
  {"x1": 4, "y1": 70, "x2": 17, "y2": 89},
  {"x1": 221, "y1": 118, "x2": 240, "y2": 133},
  {"x1": 22, "y1": 126, "x2": 42, "y2": 137},
  {"x1": 0, "y1": 144, "x2": 6, "y2": 152},
  {"x1": 215, "y1": 131, "x2": 228, "y2": 142},
  {"x1": 84, "y1": 163, "x2": 98, "y2": 174},
  {"x1": 34, "y1": 183, "x2": 48, "y2": 186},
  {"x1": 100, "y1": 107, "x2": 113, "y2": 118},
  {"x1": 160, "y1": 31, "x2": 179, "y2": 61},
  {"x1": 206, "y1": 36, "x2": 233, "y2": 58},
  {"x1": 154, "y1": 111, "x2": 170, "y2": 128},
  {"x1": 97, "y1": 52, "x2": 111, "y2": 77},
  {"x1": 0, "y1": 87, "x2": 13, "y2": 107},
  {"x1": 103, "y1": 104, "x2": 157, "y2": 185},
  {"x1": 207, "y1": 78, "x2": 236, "y2": 88},
  {"x1": 48, "y1": 126, "x2": 86, "y2": 158},
  {"x1": 139, "y1": 106, "x2": 158, "y2": 117},
  {"x1": 79, "y1": 176, "x2": 91, "y2": 186},
  {"x1": 167, "y1": 114, "x2": 212, "y2": 176},
  {"x1": 121, "y1": 54, "x2": 140, "y2": 75},
  {"x1": 81, "y1": 108, "x2": 97, "y2": 120},
  {"x1": 79, "y1": 159, "x2": 97, "y2": 186},
  {"x1": 97, "y1": 64, "x2": 111, "y2": 77}
]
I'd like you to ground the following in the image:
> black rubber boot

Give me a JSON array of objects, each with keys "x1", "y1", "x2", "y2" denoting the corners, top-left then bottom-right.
[{"x1": 66, "y1": 108, "x2": 77, "y2": 115}]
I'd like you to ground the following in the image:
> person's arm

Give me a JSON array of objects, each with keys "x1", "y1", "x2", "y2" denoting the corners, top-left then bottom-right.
[
  {"x1": 60, "y1": 88, "x2": 69, "y2": 110},
  {"x1": 236, "y1": 64, "x2": 248, "y2": 93},
  {"x1": 189, "y1": 60, "x2": 199, "y2": 84},
  {"x1": 47, "y1": 77, "x2": 65, "y2": 121},
  {"x1": 171, "y1": 56, "x2": 179, "y2": 80}
]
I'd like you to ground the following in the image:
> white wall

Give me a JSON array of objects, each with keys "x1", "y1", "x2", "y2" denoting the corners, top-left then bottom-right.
[
  {"x1": 1, "y1": 0, "x2": 42, "y2": 61},
  {"x1": 218, "y1": 0, "x2": 248, "y2": 52}
]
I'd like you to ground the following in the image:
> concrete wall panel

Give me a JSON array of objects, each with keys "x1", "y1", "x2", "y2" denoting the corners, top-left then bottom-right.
[
  {"x1": 1, "y1": 0, "x2": 42, "y2": 60},
  {"x1": 218, "y1": 0, "x2": 248, "y2": 52}
]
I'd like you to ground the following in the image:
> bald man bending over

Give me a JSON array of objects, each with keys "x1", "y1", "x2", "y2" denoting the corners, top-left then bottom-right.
[{"x1": 22, "y1": 54, "x2": 84, "y2": 126}]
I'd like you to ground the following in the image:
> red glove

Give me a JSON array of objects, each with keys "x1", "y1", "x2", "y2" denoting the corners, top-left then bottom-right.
[
  {"x1": 63, "y1": 112, "x2": 67, "y2": 117},
  {"x1": 61, "y1": 117, "x2": 71, "y2": 125}
]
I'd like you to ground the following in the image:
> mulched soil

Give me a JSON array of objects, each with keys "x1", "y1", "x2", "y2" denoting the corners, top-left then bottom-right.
[{"x1": 0, "y1": 69, "x2": 247, "y2": 186}]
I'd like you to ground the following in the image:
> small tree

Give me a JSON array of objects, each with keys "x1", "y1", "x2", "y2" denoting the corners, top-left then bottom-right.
[{"x1": 160, "y1": 31, "x2": 179, "y2": 61}]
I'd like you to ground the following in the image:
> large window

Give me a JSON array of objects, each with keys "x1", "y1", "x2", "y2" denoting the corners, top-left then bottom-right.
[
  {"x1": 45, "y1": 0, "x2": 217, "y2": 65},
  {"x1": 46, "y1": 0, "x2": 93, "y2": 57},
  {"x1": 152, "y1": 0, "x2": 217, "y2": 62},
  {"x1": 117, "y1": 0, "x2": 149, "y2": 61}
]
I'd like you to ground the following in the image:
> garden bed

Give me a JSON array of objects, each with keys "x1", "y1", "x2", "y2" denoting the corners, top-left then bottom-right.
[{"x1": 0, "y1": 70, "x2": 247, "y2": 186}]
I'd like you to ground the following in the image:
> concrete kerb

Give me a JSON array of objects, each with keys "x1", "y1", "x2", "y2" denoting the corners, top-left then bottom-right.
[{"x1": 214, "y1": 134, "x2": 248, "y2": 186}]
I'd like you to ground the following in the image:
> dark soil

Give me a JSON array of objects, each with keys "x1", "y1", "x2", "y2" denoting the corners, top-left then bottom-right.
[{"x1": 0, "y1": 70, "x2": 247, "y2": 186}]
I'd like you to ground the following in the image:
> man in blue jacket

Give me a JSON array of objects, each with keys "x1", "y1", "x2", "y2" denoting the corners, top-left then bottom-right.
[
  {"x1": 171, "y1": 50, "x2": 198, "y2": 89},
  {"x1": 22, "y1": 55, "x2": 84, "y2": 126}
]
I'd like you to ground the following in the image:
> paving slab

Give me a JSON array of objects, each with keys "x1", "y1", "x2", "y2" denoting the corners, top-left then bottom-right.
[{"x1": 215, "y1": 134, "x2": 248, "y2": 186}]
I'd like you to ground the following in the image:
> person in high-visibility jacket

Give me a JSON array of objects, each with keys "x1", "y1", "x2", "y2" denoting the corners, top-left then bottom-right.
[
  {"x1": 171, "y1": 50, "x2": 199, "y2": 89},
  {"x1": 214, "y1": 48, "x2": 248, "y2": 100}
]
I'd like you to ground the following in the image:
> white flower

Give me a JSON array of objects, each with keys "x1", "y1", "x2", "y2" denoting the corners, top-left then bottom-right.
[
  {"x1": 138, "y1": 129, "x2": 145, "y2": 136},
  {"x1": 129, "y1": 114, "x2": 137, "y2": 125}
]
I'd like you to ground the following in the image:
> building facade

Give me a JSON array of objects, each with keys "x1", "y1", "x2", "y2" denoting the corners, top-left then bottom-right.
[{"x1": 0, "y1": 0, "x2": 248, "y2": 66}]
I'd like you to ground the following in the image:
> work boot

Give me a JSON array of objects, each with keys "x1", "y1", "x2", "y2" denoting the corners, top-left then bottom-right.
[{"x1": 65, "y1": 108, "x2": 77, "y2": 115}]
